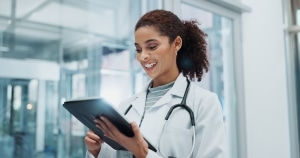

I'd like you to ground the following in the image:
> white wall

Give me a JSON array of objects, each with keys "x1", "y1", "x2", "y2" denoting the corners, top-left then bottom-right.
[
  {"x1": 240, "y1": 0, "x2": 291, "y2": 158},
  {"x1": 0, "y1": 58, "x2": 60, "y2": 81}
]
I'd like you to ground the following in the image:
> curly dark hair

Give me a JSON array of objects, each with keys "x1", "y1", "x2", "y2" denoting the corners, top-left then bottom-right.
[{"x1": 135, "y1": 9, "x2": 209, "y2": 82}]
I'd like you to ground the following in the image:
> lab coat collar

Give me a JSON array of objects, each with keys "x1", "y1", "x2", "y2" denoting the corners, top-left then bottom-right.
[
  {"x1": 130, "y1": 74, "x2": 188, "y2": 116},
  {"x1": 169, "y1": 73, "x2": 189, "y2": 98}
]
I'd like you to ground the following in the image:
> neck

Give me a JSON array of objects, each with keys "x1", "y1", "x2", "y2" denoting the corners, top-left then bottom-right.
[{"x1": 152, "y1": 72, "x2": 179, "y2": 88}]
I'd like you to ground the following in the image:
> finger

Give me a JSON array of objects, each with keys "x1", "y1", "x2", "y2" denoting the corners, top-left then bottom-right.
[
  {"x1": 86, "y1": 130, "x2": 104, "y2": 144},
  {"x1": 86, "y1": 134, "x2": 104, "y2": 144},
  {"x1": 131, "y1": 122, "x2": 141, "y2": 138},
  {"x1": 100, "y1": 116, "x2": 120, "y2": 139},
  {"x1": 95, "y1": 118, "x2": 115, "y2": 139},
  {"x1": 94, "y1": 118, "x2": 102, "y2": 127},
  {"x1": 85, "y1": 135, "x2": 101, "y2": 145},
  {"x1": 94, "y1": 118, "x2": 108, "y2": 131},
  {"x1": 95, "y1": 119, "x2": 107, "y2": 131},
  {"x1": 87, "y1": 130, "x2": 101, "y2": 141},
  {"x1": 100, "y1": 117, "x2": 118, "y2": 131},
  {"x1": 130, "y1": 122, "x2": 148, "y2": 148}
]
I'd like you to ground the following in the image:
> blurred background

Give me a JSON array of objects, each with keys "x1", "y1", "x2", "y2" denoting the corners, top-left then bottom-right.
[{"x1": 0, "y1": 0, "x2": 298, "y2": 158}]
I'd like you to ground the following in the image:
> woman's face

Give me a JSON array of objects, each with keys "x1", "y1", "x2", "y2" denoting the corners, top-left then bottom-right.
[{"x1": 134, "y1": 26, "x2": 181, "y2": 87}]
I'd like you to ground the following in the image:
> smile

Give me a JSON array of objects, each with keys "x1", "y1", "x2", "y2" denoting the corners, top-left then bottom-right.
[{"x1": 145, "y1": 63, "x2": 157, "y2": 68}]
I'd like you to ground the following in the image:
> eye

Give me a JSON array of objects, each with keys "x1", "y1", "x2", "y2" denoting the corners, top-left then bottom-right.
[
  {"x1": 148, "y1": 45, "x2": 157, "y2": 50},
  {"x1": 135, "y1": 48, "x2": 142, "y2": 53},
  {"x1": 149, "y1": 46, "x2": 156, "y2": 50}
]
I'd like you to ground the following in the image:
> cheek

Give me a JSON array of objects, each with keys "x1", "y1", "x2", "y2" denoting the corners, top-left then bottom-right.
[
  {"x1": 135, "y1": 53, "x2": 141, "y2": 61},
  {"x1": 157, "y1": 47, "x2": 175, "y2": 60},
  {"x1": 156, "y1": 47, "x2": 172, "y2": 57}
]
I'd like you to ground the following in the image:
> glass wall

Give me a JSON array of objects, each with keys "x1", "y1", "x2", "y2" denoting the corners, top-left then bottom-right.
[
  {"x1": 181, "y1": 3, "x2": 235, "y2": 158},
  {"x1": 0, "y1": 0, "x2": 145, "y2": 157},
  {"x1": 0, "y1": 0, "x2": 242, "y2": 157}
]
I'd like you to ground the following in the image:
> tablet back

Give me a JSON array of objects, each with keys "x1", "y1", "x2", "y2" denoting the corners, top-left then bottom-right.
[
  {"x1": 63, "y1": 97, "x2": 157, "y2": 152},
  {"x1": 63, "y1": 98, "x2": 133, "y2": 150}
]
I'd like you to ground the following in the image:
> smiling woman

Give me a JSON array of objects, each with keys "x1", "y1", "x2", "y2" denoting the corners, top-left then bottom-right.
[{"x1": 84, "y1": 9, "x2": 227, "y2": 158}]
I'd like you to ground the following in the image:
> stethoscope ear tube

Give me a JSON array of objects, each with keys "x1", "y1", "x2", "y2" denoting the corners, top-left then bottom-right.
[
  {"x1": 165, "y1": 104, "x2": 195, "y2": 126},
  {"x1": 165, "y1": 78, "x2": 195, "y2": 126}
]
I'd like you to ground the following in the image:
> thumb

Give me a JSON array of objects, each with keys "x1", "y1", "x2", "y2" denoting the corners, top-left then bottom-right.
[
  {"x1": 131, "y1": 122, "x2": 141, "y2": 137},
  {"x1": 130, "y1": 122, "x2": 149, "y2": 149}
]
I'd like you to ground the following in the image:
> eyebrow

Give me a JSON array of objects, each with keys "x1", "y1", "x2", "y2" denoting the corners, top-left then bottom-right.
[{"x1": 134, "y1": 39, "x2": 157, "y2": 46}]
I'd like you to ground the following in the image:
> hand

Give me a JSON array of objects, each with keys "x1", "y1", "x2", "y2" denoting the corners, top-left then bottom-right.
[
  {"x1": 84, "y1": 130, "x2": 104, "y2": 157},
  {"x1": 95, "y1": 117, "x2": 148, "y2": 158}
]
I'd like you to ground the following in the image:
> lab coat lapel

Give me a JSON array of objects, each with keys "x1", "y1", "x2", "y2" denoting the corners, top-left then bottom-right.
[
  {"x1": 130, "y1": 91, "x2": 147, "y2": 116},
  {"x1": 130, "y1": 79, "x2": 152, "y2": 116},
  {"x1": 170, "y1": 74, "x2": 188, "y2": 98}
]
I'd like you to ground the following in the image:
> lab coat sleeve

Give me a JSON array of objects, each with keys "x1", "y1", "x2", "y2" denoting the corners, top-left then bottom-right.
[
  {"x1": 84, "y1": 143, "x2": 117, "y2": 158},
  {"x1": 85, "y1": 151, "x2": 95, "y2": 158},
  {"x1": 193, "y1": 93, "x2": 227, "y2": 158},
  {"x1": 145, "y1": 150, "x2": 165, "y2": 158},
  {"x1": 85, "y1": 148, "x2": 164, "y2": 158},
  {"x1": 85, "y1": 151, "x2": 96, "y2": 158}
]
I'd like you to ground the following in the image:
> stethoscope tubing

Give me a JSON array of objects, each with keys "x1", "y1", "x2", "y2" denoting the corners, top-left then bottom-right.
[
  {"x1": 125, "y1": 78, "x2": 196, "y2": 158},
  {"x1": 158, "y1": 79, "x2": 196, "y2": 158}
]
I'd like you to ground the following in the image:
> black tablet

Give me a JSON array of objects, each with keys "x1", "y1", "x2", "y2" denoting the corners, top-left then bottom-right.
[{"x1": 63, "y1": 97, "x2": 156, "y2": 152}]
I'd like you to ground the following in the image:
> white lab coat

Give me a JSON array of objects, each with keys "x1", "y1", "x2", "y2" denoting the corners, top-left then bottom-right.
[{"x1": 86, "y1": 74, "x2": 227, "y2": 158}]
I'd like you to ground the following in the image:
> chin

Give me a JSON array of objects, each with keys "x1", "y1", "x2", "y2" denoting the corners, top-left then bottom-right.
[{"x1": 146, "y1": 73, "x2": 157, "y2": 79}]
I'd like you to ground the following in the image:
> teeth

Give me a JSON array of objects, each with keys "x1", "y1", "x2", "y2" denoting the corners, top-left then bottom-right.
[{"x1": 145, "y1": 63, "x2": 156, "y2": 68}]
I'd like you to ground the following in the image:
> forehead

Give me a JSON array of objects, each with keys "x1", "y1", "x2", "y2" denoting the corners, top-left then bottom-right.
[{"x1": 134, "y1": 26, "x2": 163, "y2": 43}]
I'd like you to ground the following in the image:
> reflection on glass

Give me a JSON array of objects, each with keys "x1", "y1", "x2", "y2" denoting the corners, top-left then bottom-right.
[
  {"x1": 44, "y1": 80, "x2": 59, "y2": 158},
  {"x1": 72, "y1": 73, "x2": 86, "y2": 99},
  {"x1": 291, "y1": 0, "x2": 300, "y2": 25},
  {"x1": 0, "y1": 0, "x2": 164, "y2": 157},
  {"x1": 102, "y1": 50, "x2": 131, "y2": 71},
  {"x1": 100, "y1": 72, "x2": 133, "y2": 106},
  {"x1": 295, "y1": 33, "x2": 300, "y2": 129}
]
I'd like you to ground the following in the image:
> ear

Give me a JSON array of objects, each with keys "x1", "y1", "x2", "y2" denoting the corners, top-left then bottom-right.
[{"x1": 174, "y1": 36, "x2": 182, "y2": 52}]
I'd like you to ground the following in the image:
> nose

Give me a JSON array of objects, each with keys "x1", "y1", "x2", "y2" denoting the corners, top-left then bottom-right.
[{"x1": 138, "y1": 50, "x2": 149, "y2": 61}]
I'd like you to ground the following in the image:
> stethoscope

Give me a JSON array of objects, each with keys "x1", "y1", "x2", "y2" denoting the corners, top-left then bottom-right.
[{"x1": 124, "y1": 78, "x2": 195, "y2": 158}]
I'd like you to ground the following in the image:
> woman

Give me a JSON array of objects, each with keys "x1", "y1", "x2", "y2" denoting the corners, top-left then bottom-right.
[{"x1": 85, "y1": 9, "x2": 227, "y2": 158}]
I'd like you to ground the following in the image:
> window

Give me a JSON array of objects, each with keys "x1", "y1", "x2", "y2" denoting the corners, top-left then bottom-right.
[{"x1": 179, "y1": 1, "x2": 247, "y2": 158}]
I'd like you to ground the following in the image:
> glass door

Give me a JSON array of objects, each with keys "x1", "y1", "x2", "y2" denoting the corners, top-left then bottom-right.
[{"x1": 0, "y1": 78, "x2": 38, "y2": 158}]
